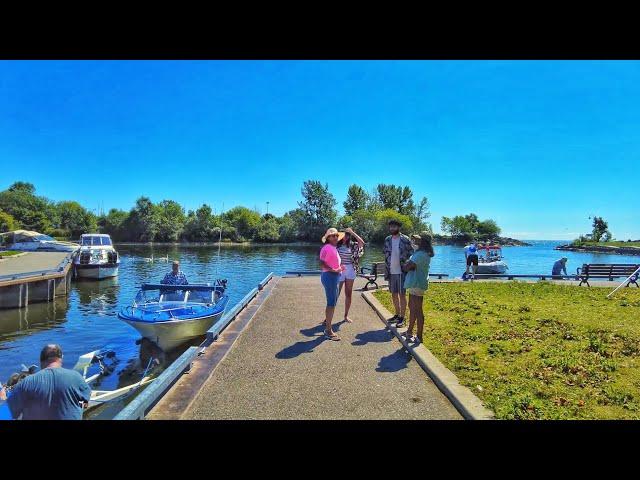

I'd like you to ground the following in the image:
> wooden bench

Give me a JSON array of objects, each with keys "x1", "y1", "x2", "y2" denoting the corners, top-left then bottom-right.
[
  {"x1": 576, "y1": 263, "x2": 640, "y2": 287},
  {"x1": 358, "y1": 262, "x2": 449, "y2": 290}
]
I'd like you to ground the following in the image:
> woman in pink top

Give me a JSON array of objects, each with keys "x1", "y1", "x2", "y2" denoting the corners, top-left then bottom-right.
[{"x1": 319, "y1": 228, "x2": 345, "y2": 341}]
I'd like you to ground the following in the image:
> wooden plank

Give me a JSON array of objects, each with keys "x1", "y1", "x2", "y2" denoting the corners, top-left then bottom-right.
[{"x1": 113, "y1": 346, "x2": 199, "y2": 420}]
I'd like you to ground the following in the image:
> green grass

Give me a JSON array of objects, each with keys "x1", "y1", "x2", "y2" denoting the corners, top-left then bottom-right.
[
  {"x1": 0, "y1": 250, "x2": 20, "y2": 257},
  {"x1": 374, "y1": 282, "x2": 640, "y2": 419},
  {"x1": 572, "y1": 241, "x2": 640, "y2": 248}
]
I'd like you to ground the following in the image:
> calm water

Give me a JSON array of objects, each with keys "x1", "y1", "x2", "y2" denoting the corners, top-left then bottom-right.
[{"x1": 1, "y1": 241, "x2": 639, "y2": 397}]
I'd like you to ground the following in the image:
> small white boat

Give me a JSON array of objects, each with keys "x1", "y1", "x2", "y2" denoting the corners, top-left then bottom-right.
[
  {"x1": 118, "y1": 282, "x2": 229, "y2": 351},
  {"x1": 0, "y1": 230, "x2": 79, "y2": 252},
  {"x1": 72, "y1": 350, "x2": 153, "y2": 410},
  {"x1": 74, "y1": 234, "x2": 120, "y2": 279},
  {"x1": 476, "y1": 245, "x2": 509, "y2": 274}
]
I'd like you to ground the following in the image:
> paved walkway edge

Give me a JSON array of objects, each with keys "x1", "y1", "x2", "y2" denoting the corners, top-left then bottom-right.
[{"x1": 362, "y1": 290, "x2": 495, "y2": 420}]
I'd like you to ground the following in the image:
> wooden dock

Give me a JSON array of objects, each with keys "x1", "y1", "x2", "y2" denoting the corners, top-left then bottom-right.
[
  {"x1": 145, "y1": 275, "x2": 461, "y2": 420},
  {"x1": 0, "y1": 252, "x2": 74, "y2": 309}
]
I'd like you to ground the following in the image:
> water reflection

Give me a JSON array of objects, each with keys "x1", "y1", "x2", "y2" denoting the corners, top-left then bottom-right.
[{"x1": 0, "y1": 297, "x2": 68, "y2": 339}]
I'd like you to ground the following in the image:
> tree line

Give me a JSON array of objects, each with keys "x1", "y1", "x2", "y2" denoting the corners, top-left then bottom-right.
[{"x1": 0, "y1": 180, "x2": 503, "y2": 244}]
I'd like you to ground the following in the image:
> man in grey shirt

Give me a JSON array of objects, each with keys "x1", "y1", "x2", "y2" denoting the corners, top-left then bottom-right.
[{"x1": 1, "y1": 344, "x2": 91, "y2": 420}]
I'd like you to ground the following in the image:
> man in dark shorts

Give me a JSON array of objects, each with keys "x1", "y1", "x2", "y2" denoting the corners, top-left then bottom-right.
[
  {"x1": 464, "y1": 242, "x2": 479, "y2": 278},
  {"x1": 383, "y1": 220, "x2": 414, "y2": 327},
  {"x1": 1, "y1": 344, "x2": 91, "y2": 420}
]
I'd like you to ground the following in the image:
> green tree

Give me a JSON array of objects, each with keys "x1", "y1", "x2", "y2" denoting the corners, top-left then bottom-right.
[
  {"x1": 126, "y1": 197, "x2": 159, "y2": 242},
  {"x1": 297, "y1": 180, "x2": 337, "y2": 240},
  {"x1": 0, "y1": 209, "x2": 17, "y2": 232},
  {"x1": 591, "y1": 216, "x2": 611, "y2": 242},
  {"x1": 255, "y1": 217, "x2": 281, "y2": 242},
  {"x1": 183, "y1": 204, "x2": 217, "y2": 241},
  {"x1": 278, "y1": 209, "x2": 304, "y2": 242},
  {"x1": 223, "y1": 206, "x2": 261, "y2": 240},
  {"x1": 343, "y1": 185, "x2": 370, "y2": 216},
  {"x1": 372, "y1": 209, "x2": 414, "y2": 243},
  {"x1": 441, "y1": 213, "x2": 500, "y2": 241},
  {"x1": 98, "y1": 208, "x2": 130, "y2": 241},
  {"x1": 57, "y1": 201, "x2": 98, "y2": 238},
  {"x1": 0, "y1": 182, "x2": 57, "y2": 233},
  {"x1": 477, "y1": 219, "x2": 501, "y2": 237},
  {"x1": 156, "y1": 200, "x2": 186, "y2": 242}
]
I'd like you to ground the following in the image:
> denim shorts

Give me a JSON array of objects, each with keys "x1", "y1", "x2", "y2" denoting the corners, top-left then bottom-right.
[
  {"x1": 321, "y1": 271, "x2": 340, "y2": 307},
  {"x1": 339, "y1": 264, "x2": 357, "y2": 282}
]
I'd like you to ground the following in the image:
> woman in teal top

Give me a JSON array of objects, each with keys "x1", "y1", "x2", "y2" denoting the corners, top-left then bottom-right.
[{"x1": 402, "y1": 231, "x2": 434, "y2": 344}]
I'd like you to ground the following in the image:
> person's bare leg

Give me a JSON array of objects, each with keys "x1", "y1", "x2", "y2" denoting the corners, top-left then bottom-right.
[
  {"x1": 399, "y1": 292, "x2": 407, "y2": 318},
  {"x1": 325, "y1": 306, "x2": 336, "y2": 335},
  {"x1": 343, "y1": 279, "x2": 354, "y2": 322},
  {"x1": 416, "y1": 296, "x2": 425, "y2": 343},
  {"x1": 391, "y1": 292, "x2": 401, "y2": 316},
  {"x1": 405, "y1": 295, "x2": 417, "y2": 338}
]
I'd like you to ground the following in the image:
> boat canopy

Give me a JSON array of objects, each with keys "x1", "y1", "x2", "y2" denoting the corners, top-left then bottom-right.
[
  {"x1": 80, "y1": 234, "x2": 113, "y2": 246},
  {"x1": 0, "y1": 230, "x2": 55, "y2": 244}
]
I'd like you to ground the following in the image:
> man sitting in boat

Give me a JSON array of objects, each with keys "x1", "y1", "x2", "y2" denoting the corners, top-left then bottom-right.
[
  {"x1": 0, "y1": 344, "x2": 91, "y2": 420},
  {"x1": 161, "y1": 260, "x2": 189, "y2": 285}
]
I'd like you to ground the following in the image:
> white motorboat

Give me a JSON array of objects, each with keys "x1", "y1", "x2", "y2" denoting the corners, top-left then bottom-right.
[
  {"x1": 118, "y1": 282, "x2": 229, "y2": 351},
  {"x1": 475, "y1": 245, "x2": 509, "y2": 274},
  {"x1": 73, "y1": 234, "x2": 120, "y2": 279},
  {"x1": 0, "y1": 230, "x2": 79, "y2": 252}
]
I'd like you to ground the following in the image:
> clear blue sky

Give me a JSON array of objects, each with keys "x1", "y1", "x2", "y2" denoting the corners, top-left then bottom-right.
[{"x1": 1, "y1": 60, "x2": 638, "y2": 240}]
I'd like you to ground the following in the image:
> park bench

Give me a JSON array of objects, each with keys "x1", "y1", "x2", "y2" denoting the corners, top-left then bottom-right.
[
  {"x1": 576, "y1": 263, "x2": 640, "y2": 287},
  {"x1": 358, "y1": 261, "x2": 449, "y2": 290}
]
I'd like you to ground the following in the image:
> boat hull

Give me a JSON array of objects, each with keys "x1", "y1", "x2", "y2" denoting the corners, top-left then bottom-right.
[
  {"x1": 120, "y1": 311, "x2": 224, "y2": 351},
  {"x1": 74, "y1": 264, "x2": 119, "y2": 279},
  {"x1": 476, "y1": 261, "x2": 508, "y2": 274}
]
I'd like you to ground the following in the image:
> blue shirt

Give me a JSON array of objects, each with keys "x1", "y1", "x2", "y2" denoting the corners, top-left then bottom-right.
[
  {"x1": 552, "y1": 260, "x2": 567, "y2": 276},
  {"x1": 161, "y1": 270, "x2": 189, "y2": 285},
  {"x1": 404, "y1": 250, "x2": 432, "y2": 291},
  {"x1": 7, "y1": 368, "x2": 91, "y2": 420}
]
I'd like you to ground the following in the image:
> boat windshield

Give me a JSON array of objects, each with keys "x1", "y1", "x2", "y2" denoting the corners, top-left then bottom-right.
[
  {"x1": 82, "y1": 236, "x2": 112, "y2": 246},
  {"x1": 34, "y1": 234, "x2": 55, "y2": 242},
  {"x1": 134, "y1": 287, "x2": 215, "y2": 305}
]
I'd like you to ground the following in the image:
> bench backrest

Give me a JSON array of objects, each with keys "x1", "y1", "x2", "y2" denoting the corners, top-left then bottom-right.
[
  {"x1": 581, "y1": 264, "x2": 640, "y2": 276},
  {"x1": 372, "y1": 262, "x2": 387, "y2": 276}
]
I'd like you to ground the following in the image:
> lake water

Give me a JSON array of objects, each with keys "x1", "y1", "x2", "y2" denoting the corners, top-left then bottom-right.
[{"x1": 1, "y1": 240, "x2": 639, "y2": 410}]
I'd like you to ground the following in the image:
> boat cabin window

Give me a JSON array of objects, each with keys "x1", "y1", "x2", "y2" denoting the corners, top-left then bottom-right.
[{"x1": 81, "y1": 236, "x2": 112, "y2": 246}]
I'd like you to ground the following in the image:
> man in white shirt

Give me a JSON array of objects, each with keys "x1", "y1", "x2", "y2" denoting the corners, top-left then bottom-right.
[
  {"x1": 464, "y1": 242, "x2": 479, "y2": 278},
  {"x1": 383, "y1": 220, "x2": 414, "y2": 327}
]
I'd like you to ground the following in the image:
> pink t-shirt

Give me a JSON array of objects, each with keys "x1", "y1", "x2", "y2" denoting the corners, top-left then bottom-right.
[{"x1": 319, "y1": 244, "x2": 341, "y2": 272}]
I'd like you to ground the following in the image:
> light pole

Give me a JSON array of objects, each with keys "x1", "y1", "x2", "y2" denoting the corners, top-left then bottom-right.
[{"x1": 266, "y1": 201, "x2": 270, "y2": 215}]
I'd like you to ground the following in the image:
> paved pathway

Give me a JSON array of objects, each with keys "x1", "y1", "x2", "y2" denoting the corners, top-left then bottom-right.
[
  {"x1": 183, "y1": 276, "x2": 461, "y2": 420},
  {"x1": 0, "y1": 252, "x2": 69, "y2": 276}
]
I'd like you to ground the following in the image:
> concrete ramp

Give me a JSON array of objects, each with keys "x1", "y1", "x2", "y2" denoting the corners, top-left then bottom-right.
[{"x1": 182, "y1": 276, "x2": 461, "y2": 420}]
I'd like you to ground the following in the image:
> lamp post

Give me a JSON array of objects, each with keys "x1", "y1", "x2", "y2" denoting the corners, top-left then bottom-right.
[{"x1": 266, "y1": 201, "x2": 270, "y2": 215}]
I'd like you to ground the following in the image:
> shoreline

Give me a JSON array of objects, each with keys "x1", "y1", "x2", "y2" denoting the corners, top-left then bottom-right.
[{"x1": 555, "y1": 244, "x2": 640, "y2": 256}]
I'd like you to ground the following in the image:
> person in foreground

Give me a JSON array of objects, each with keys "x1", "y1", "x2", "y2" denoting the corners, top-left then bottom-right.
[
  {"x1": 552, "y1": 257, "x2": 569, "y2": 279},
  {"x1": 319, "y1": 228, "x2": 345, "y2": 341},
  {"x1": 1, "y1": 344, "x2": 91, "y2": 420},
  {"x1": 383, "y1": 220, "x2": 414, "y2": 327},
  {"x1": 161, "y1": 260, "x2": 189, "y2": 285},
  {"x1": 402, "y1": 232, "x2": 435, "y2": 345},
  {"x1": 337, "y1": 227, "x2": 365, "y2": 323}
]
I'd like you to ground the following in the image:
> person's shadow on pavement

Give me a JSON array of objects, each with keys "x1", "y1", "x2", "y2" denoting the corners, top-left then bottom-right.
[
  {"x1": 351, "y1": 328, "x2": 394, "y2": 346},
  {"x1": 376, "y1": 348, "x2": 412, "y2": 372},
  {"x1": 275, "y1": 337, "x2": 325, "y2": 359}
]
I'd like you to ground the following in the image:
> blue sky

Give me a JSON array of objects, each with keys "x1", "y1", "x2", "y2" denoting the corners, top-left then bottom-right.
[{"x1": 1, "y1": 60, "x2": 638, "y2": 240}]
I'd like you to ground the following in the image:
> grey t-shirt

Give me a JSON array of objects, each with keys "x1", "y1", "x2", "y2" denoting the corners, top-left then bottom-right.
[{"x1": 7, "y1": 367, "x2": 91, "y2": 420}]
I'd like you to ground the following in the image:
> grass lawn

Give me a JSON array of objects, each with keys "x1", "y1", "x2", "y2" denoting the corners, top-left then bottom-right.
[
  {"x1": 573, "y1": 241, "x2": 640, "y2": 248},
  {"x1": 0, "y1": 250, "x2": 21, "y2": 258},
  {"x1": 374, "y1": 282, "x2": 640, "y2": 419}
]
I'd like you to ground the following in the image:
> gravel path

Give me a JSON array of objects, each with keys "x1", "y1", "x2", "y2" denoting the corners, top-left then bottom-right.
[{"x1": 184, "y1": 276, "x2": 461, "y2": 420}]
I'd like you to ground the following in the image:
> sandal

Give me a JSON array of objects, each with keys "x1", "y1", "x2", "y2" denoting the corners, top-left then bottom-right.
[
  {"x1": 344, "y1": 317, "x2": 353, "y2": 323},
  {"x1": 324, "y1": 332, "x2": 341, "y2": 341}
]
